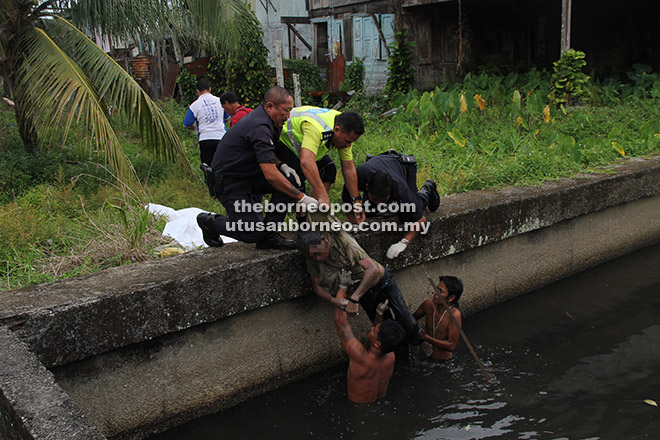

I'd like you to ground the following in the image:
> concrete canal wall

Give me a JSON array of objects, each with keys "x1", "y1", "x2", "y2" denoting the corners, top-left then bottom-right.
[{"x1": 2, "y1": 156, "x2": 660, "y2": 439}]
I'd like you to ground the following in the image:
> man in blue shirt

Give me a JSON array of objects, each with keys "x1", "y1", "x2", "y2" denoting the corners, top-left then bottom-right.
[
  {"x1": 183, "y1": 78, "x2": 230, "y2": 166},
  {"x1": 196, "y1": 86, "x2": 318, "y2": 250},
  {"x1": 341, "y1": 150, "x2": 440, "y2": 259}
]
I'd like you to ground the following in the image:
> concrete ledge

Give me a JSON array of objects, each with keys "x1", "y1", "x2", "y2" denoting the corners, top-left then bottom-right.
[
  {"x1": 0, "y1": 157, "x2": 660, "y2": 367},
  {"x1": 2, "y1": 156, "x2": 660, "y2": 368},
  {"x1": 52, "y1": 193, "x2": 660, "y2": 439},
  {"x1": 1, "y1": 156, "x2": 660, "y2": 439},
  {"x1": 0, "y1": 327, "x2": 105, "y2": 440}
]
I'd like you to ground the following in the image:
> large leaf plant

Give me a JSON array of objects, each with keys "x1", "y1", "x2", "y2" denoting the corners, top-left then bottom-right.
[{"x1": 0, "y1": 0, "x2": 260, "y2": 186}]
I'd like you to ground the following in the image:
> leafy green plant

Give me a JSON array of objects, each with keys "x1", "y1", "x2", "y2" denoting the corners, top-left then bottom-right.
[
  {"x1": 176, "y1": 69, "x2": 198, "y2": 104},
  {"x1": 386, "y1": 30, "x2": 416, "y2": 96},
  {"x1": 621, "y1": 64, "x2": 660, "y2": 100},
  {"x1": 0, "y1": 0, "x2": 259, "y2": 185},
  {"x1": 283, "y1": 59, "x2": 325, "y2": 105},
  {"x1": 345, "y1": 57, "x2": 365, "y2": 92},
  {"x1": 109, "y1": 202, "x2": 153, "y2": 251},
  {"x1": 4, "y1": 70, "x2": 660, "y2": 291},
  {"x1": 548, "y1": 49, "x2": 591, "y2": 105},
  {"x1": 208, "y1": 22, "x2": 271, "y2": 108}
]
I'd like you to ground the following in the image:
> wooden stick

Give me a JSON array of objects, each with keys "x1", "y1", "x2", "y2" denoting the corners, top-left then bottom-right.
[{"x1": 421, "y1": 267, "x2": 493, "y2": 383}]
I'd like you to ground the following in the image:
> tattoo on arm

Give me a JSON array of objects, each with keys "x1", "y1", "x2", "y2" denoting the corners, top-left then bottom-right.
[
  {"x1": 338, "y1": 322, "x2": 353, "y2": 343},
  {"x1": 289, "y1": 183, "x2": 302, "y2": 196},
  {"x1": 349, "y1": 340, "x2": 368, "y2": 359}
]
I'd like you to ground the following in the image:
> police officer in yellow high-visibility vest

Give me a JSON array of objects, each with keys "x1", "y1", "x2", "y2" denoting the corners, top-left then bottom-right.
[{"x1": 275, "y1": 106, "x2": 366, "y2": 223}]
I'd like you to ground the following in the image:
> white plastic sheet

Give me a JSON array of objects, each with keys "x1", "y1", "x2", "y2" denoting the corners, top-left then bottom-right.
[{"x1": 147, "y1": 203, "x2": 237, "y2": 249}]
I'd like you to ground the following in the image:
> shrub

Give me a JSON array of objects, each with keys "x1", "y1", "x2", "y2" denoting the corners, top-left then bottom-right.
[
  {"x1": 548, "y1": 49, "x2": 590, "y2": 105},
  {"x1": 386, "y1": 30, "x2": 415, "y2": 96},
  {"x1": 283, "y1": 58, "x2": 325, "y2": 106},
  {"x1": 176, "y1": 69, "x2": 198, "y2": 104},
  {"x1": 345, "y1": 57, "x2": 365, "y2": 92},
  {"x1": 208, "y1": 24, "x2": 271, "y2": 108}
]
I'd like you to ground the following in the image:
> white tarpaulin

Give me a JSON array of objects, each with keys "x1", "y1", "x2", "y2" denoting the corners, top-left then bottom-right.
[{"x1": 147, "y1": 203, "x2": 237, "y2": 249}]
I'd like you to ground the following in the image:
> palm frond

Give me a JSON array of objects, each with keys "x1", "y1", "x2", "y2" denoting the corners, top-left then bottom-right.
[
  {"x1": 181, "y1": 0, "x2": 260, "y2": 53},
  {"x1": 67, "y1": 0, "x2": 170, "y2": 42},
  {"x1": 14, "y1": 25, "x2": 141, "y2": 185},
  {"x1": 65, "y1": 0, "x2": 259, "y2": 55},
  {"x1": 45, "y1": 16, "x2": 187, "y2": 164}
]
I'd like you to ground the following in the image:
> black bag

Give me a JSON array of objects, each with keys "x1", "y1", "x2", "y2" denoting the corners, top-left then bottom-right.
[{"x1": 200, "y1": 163, "x2": 216, "y2": 198}]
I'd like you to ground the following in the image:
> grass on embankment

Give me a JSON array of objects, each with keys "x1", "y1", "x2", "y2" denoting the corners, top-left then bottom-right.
[{"x1": 2, "y1": 72, "x2": 660, "y2": 291}]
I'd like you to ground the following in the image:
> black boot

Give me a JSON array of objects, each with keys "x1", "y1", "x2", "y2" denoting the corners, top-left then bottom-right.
[
  {"x1": 196, "y1": 213, "x2": 224, "y2": 247},
  {"x1": 256, "y1": 232, "x2": 296, "y2": 250},
  {"x1": 419, "y1": 179, "x2": 440, "y2": 212}
]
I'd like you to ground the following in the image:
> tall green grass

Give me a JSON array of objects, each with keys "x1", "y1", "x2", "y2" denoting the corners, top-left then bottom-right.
[{"x1": 3, "y1": 68, "x2": 660, "y2": 291}]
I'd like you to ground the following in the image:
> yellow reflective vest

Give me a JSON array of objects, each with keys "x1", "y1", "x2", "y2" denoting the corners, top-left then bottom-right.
[{"x1": 279, "y1": 106, "x2": 341, "y2": 161}]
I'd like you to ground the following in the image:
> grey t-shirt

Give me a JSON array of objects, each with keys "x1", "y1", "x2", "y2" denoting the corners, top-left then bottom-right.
[{"x1": 305, "y1": 213, "x2": 370, "y2": 296}]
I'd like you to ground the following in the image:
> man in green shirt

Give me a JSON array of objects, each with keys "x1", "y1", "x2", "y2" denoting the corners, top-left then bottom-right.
[
  {"x1": 275, "y1": 106, "x2": 366, "y2": 223},
  {"x1": 297, "y1": 212, "x2": 423, "y2": 345}
]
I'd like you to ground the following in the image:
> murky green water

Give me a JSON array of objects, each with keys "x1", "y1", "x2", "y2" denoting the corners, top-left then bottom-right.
[{"x1": 151, "y1": 242, "x2": 660, "y2": 440}]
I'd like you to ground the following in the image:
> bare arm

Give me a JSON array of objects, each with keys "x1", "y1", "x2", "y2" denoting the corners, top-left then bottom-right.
[
  {"x1": 345, "y1": 258, "x2": 382, "y2": 315},
  {"x1": 259, "y1": 162, "x2": 304, "y2": 200},
  {"x1": 421, "y1": 309, "x2": 462, "y2": 351},
  {"x1": 413, "y1": 301, "x2": 426, "y2": 320},
  {"x1": 341, "y1": 160, "x2": 365, "y2": 223},
  {"x1": 300, "y1": 149, "x2": 329, "y2": 205},
  {"x1": 351, "y1": 258, "x2": 382, "y2": 301},
  {"x1": 311, "y1": 277, "x2": 348, "y2": 309},
  {"x1": 403, "y1": 215, "x2": 426, "y2": 244},
  {"x1": 341, "y1": 160, "x2": 360, "y2": 200},
  {"x1": 335, "y1": 285, "x2": 368, "y2": 359}
]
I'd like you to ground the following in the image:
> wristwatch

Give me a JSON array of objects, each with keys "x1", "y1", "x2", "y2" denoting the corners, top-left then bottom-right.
[{"x1": 350, "y1": 194, "x2": 362, "y2": 203}]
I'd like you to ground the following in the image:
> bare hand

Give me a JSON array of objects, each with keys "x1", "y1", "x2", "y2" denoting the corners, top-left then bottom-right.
[
  {"x1": 353, "y1": 202, "x2": 366, "y2": 223},
  {"x1": 346, "y1": 301, "x2": 360, "y2": 316},
  {"x1": 318, "y1": 193, "x2": 331, "y2": 210},
  {"x1": 333, "y1": 297, "x2": 348, "y2": 310}
]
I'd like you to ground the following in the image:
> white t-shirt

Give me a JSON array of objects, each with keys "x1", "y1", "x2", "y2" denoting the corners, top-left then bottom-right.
[{"x1": 185, "y1": 93, "x2": 228, "y2": 141}]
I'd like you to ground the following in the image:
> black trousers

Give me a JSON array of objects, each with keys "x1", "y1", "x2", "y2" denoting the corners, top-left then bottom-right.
[
  {"x1": 274, "y1": 141, "x2": 338, "y2": 190},
  {"x1": 358, "y1": 266, "x2": 422, "y2": 345},
  {"x1": 199, "y1": 139, "x2": 220, "y2": 166},
  {"x1": 212, "y1": 173, "x2": 296, "y2": 243}
]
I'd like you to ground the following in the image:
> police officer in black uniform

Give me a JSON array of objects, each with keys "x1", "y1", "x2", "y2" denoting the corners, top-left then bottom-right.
[
  {"x1": 197, "y1": 86, "x2": 318, "y2": 249},
  {"x1": 341, "y1": 150, "x2": 440, "y2": 259}
]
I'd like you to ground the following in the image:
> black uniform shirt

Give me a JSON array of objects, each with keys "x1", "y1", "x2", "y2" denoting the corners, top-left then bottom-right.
[
  {"x1": 354, "y1": 154, "x2": 425, "y2": 222},
  {"x1": 211, "y1": 105, "x2": 280, "y2": 177}
]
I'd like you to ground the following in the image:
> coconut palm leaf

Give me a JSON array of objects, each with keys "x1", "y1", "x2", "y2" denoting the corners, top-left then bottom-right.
[
  {"x1": 14, "y1": 25, "x2": 142, "y2": 184},
  {"x1": 45, "y1": 16, "x2": 187, "y2": 163},
  {"x1": 67, "y1": 0, "x2": 259, "y2": 54}
]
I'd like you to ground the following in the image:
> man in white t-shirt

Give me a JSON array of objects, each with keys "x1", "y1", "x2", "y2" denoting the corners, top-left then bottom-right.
[{"x1": 183, "y1": 78, "x2": 230, "y2": 165}]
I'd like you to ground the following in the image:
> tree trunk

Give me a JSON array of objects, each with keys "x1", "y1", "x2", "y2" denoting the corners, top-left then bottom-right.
[{"x1": 14, "y1": 100, "x2": 39, "y2": 155}]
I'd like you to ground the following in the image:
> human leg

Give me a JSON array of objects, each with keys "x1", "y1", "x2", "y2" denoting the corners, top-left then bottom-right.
[
  {"x1": 372, "y1": 267, "x2": 423, "y2": 344},
  {"x1": 316, "y1": 155, "x2": 337, "y2": 184},
  {"x1": 199, "y1": 139, "x2": 219, "y2": 166}
]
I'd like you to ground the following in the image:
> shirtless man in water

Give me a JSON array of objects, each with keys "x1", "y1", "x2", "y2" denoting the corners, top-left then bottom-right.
[
  {"x1": 414, "y1": 276, "x2": 463, "y2": 361},
  {"x1": 334, "y1": 269, "x2": 406, "y2": 403}
]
